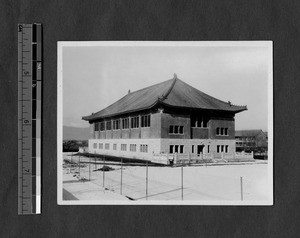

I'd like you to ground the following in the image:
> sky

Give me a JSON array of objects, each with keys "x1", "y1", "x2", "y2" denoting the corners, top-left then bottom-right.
[{"x1": 62, "y1": 42, "x2": 271, "y2": 131}]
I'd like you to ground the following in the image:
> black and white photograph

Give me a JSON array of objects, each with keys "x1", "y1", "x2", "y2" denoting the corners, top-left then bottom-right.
[{"x1": 57, "y1": 41, "x2": 273, "y2": 205}]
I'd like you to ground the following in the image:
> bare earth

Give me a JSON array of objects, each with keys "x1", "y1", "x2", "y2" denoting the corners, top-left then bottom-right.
[{"x1": 62, "y1": 153, "x2": 270, "y2": 202}]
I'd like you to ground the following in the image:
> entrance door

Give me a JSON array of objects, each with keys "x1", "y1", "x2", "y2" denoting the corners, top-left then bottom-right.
[{"x1": 197, "y1": 145, "x2": 204, "y2": 155}]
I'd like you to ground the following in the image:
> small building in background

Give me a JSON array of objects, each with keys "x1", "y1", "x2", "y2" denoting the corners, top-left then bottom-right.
[
  {"x1": 235, "y1": 130, "x2": 268, "y2": 159},
  {"x1": 83, "y1": 74, "x2": 248, "y2": 162}
]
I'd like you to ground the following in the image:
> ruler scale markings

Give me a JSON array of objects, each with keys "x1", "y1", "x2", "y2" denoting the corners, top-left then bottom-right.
[{"x1": 18, "y1": 23, "x2": 42, "y2": 215}]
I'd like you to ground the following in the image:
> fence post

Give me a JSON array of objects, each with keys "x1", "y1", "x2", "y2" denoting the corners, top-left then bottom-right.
[
  {"x1": 89, "y1": 152, "x2": 91, "y2": 181},
  {"x1": 103, "y1": 155, "x2": 105, "y2": 187},
  {"x1": 181, "y1": 161, "x2": 184, "y2": 200},
  {"x1": 78, "y1": 155, "x2": 81, "y2": 177},
  {"x1": 120, "y1": 158, "x2": 123, "y2": 195},
  {"x1": 71, "y1": 152, "x2": 73, "y2": 164},
  {"x1": 146, "y1": 161, "x2": 148, "y2": 200},
  {"x1": 94, "y1": 151, "x2": 97, "y2": 170},
  {"x1": 240, "y1": 177, "x2": 243, "y2": 201}
]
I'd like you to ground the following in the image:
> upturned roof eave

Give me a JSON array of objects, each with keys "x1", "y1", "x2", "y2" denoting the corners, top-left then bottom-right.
[{"x1": 82, "y1": 101, "x2": 247, "y2": 122}]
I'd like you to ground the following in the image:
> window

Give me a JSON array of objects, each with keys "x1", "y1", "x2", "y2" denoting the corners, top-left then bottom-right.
[
  {"x1": 106, "y1": 121, "x2": 111, "y2": 130},
  {"x1": 112, "y1": 119, "x2": 120, "y2": 130},
  {"x1": 207, "y1": 145, "x2": 210, "y2": 153},
  {"x1": 170, "y1": 145, "x2": 174, "y2": 153},
  {"x1": 140, "y1": 144, "x2": 148, "y2": 153},
  {"x1": 121, "y1": 144, "x2": 127, "y2": 151},
  {"x1": 174, "y1": 145, "x2": 179, "y2": 153},
  {"x1": 191, "y1": 114, "x2": 209, "y2": 128},
  {"x1": 122, "y1": 118, "x2": 129, "y2": 129},
  {"x1": 131, "y1": 116, "x2": 139, "y2": 128},
  {"x1": 100, "y1": 122, "x2": 105, "y2": 131},
  {"x1": 169, "y1": 125, "x2": 184, "y2": 135},
  {"x1": 105, "y1": 143, "x2": 110, "y2": 150},
  {"x1": 93, "y1": 143, "x2": 97, "y2": 149},
  {"x1": 179, "y1": 126, "x2": 184, "y2": 134},
  {"x1": 141, "y1": 115, "x2": 151, "y2": 127},
  {"x1": 221, "y1": 145, "x2": 224, "y2": 152},
  {"x1": 169, "y1": 125, "x2": 174, "y2": 134},
  {"x1": 174, "y1": 126, "x2": 179, "y2": 134},
  {"x1": 113, "y1": 144, "x2": 117, "y2": 150},
  {"x1": 225, "y1": 145, "x2": 228, "y2": 153},
  {"x1": 225, "y1": 128, "x2": 228, "y2": 135},
  {"x1": 216, "y1": 127, "x2": 228, "y2": 136},
  {"x1": 94, "y1": 123, "x2": 99, "y2": 131},
  {"x1": 179, "y1": 145, "x2": 184, "y2": 154},
  {"x1": 217, "y1": 145, "x2": 220, "y2": 153},
  {"x1": 130, "y1": 144, "x2": 137, "y2": 152},
  {"x1": 192, "y1": 145, "x2": 194, "y2": 154},
  {"x1": 99, "y1": 143, "x2": 103, "y2": 149}
]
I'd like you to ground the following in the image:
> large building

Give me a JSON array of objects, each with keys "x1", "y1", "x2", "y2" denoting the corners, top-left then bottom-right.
[{"x1": 82, "y1": 75, "x2": 247, "y2": 162}]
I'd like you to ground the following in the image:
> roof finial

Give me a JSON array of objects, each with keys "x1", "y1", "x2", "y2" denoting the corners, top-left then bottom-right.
[
  {"x1": 128, "y1": 89, "x2": 131, "y2": 94},
  {"x1": 173, "y1": 73, "x2": 177, "y2": 79}
]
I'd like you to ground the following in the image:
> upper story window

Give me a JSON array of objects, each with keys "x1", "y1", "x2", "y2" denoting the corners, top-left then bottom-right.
[
  {"x1": 169, "y1": 125, "x2": 184, "y2": 135},
  {"x1": 141, "y1": 115, "x2": 150, "y2": 127},
  {"x1": 122, "y1": 118, "x2": 129, "y2": 129},
  {"x1": 94, "y1": 122, "x2": 99, "y2": 131},
  {"x1": 100, "y1": 122, "x2": 105, "y2": 131},
  {"x1": 131, "y1": 116, "x2": 139, "y2": 128},
  {"x1": 216, "y1": 127, "x2": 229, "y2": 136},
  {"x1": 191, "y1": 114, "x2": 209, "y2": 128},
  {"x1": 112, "y1": 119, "x2": 120, "y2": 130},
  {"x1": 106, "y1": 121, "x2": 112, "y2": 130}
]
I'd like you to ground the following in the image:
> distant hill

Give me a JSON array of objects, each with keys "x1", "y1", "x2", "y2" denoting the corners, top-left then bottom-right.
[{"x1": 63, "y1": 126, "x2": 89, "y2": 140}]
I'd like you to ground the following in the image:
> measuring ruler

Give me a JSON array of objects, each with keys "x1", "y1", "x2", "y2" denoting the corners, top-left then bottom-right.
[{"x1": 18, "y1": 23, "x2": 42, "y2": 215}]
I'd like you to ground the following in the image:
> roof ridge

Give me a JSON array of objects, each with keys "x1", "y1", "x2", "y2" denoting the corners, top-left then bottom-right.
[
  {"x1": 159, "y1": 74, "x2": 177, "y2": 101},
  {"x1": 128, "y1": 77, "x2": 174, "y2": 96}
]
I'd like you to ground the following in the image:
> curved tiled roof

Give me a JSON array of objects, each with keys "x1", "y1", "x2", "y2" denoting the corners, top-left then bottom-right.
[{"x1": 82, "y1": 75, "x2": 247, "y2": 121}]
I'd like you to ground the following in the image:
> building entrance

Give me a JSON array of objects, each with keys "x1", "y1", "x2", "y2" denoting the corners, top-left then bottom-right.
[{"x1": 197, "y1": 145, "x2": 204, "y2": 155}]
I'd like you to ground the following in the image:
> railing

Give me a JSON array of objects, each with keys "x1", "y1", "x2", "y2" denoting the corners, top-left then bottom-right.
[{"x1": 152, "y1": 151, "x2": 254, "y2": 165}]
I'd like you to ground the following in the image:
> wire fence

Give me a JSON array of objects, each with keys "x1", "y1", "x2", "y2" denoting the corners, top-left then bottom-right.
[{"x1": 63, "y1": 152, "x2": 254, "y2": 201}]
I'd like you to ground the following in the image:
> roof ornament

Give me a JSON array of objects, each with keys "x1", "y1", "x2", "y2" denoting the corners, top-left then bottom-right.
[
  {"x1": 128, "y1": 89, "x2": 131, "y2": 94},
  {"x1": 173, "y1": 73, "x2": 177, "y2": 79},
  {"x1": 228, "y1": 101, "x2": 231, "y2": 106}
]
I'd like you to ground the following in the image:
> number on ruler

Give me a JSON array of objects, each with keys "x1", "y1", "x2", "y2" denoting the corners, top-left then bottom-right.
[
  {"x1": 18, "y1": 25, "x2": 23, "y2": 32},
  {"x1": 37, "y1": 62, "x2": 41, "y2": 70},
  {"x1": 23, "y1": 120, "x2": 29, "y2": 124},
  {"x1": 23, "y1": 71, "x2": 29, "y2": 75}
]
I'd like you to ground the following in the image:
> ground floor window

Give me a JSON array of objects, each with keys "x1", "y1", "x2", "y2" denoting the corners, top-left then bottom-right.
[
  {"x1": 93, "y1": 143, "x2": 97, "y2": 149},
  {"x1": 121, "y1": 144, "x2": 127, "y2": 151},
  {"x1": 170, "y1": 145, "x2": 184, "y2": 153},
  {"x1": 105, "y1": 143, "x2": 109, "y2": 150},
  {"x1": 140, "y1": 144, "x2": 148, "y2": 153},
  {"x1": 217, "y1": 145, "x2": 229, "y2": 153},
  {"x1": 207, "y1": 145, "x2": 210, "y2": 153},
  {"x1": 99, "y1": 143, "x2": 103, "y2": 149},
  {"x1": 179, "y1": 145, "x2": 184, "y2": 153},
  {"x1": 130, "y1": 144, "x2": 137, "y2": 152},
  {"x1": 113, "y1": 144, "x2": 117, "y2": 150}
]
